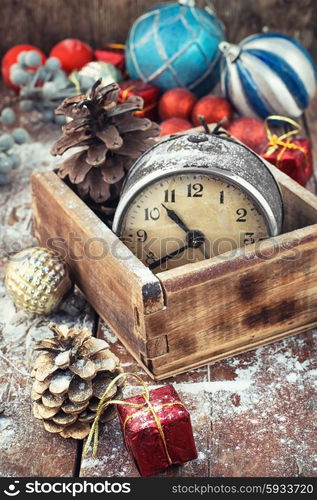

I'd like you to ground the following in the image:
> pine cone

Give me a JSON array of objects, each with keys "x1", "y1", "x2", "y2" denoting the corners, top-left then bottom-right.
[
  {"x1": 31, "y1": 323, "x2": 123, "y2": 439},
  {"x1": 51, "y1": 80, "x2": 160, "y2": 204}
]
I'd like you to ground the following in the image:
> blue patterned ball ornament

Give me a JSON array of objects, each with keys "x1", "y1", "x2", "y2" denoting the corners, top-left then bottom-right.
[
  {"x1": 126, "y1": 0, "x2": 225, "y2": 97},
  {"x1": 220, "y1": 33, "x2": 317, "y2": 119}
]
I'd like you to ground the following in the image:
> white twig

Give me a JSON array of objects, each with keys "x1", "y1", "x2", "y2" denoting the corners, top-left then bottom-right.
[{"x1": 0, "y1": 351, "x2": 30, "y2": 378}]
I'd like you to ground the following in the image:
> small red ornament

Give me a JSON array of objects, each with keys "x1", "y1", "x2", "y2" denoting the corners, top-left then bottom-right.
[
  {"x1": 117, "y1": 384, "x2": 197, "y2": 477},
  {"x1": 192, "y1": 95, "x2": 233, "y2": 126},
  {"x1": 159, "y1": 88, "x2": 196, "y2": 121},
  {"x1": 50, "y1": 38, "x2": 94, "y2": 73},
  {"x1": 160, "y1": 117, "x2": 192, "y2": 136},
  {"x1": 1, "y1": 44, "x2": 46, "y2": 91},
  {"x1": 228, "y1": 117, "x2": 267, "y2": 154}
]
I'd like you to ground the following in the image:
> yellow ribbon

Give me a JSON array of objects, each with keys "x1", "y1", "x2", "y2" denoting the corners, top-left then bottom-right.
[
  {"x1": 82, "y1": 372, "x2": 185, "y2": 460},
  {"x1": 104, "y1": 43, "x2": 126, "y2": 51},
  {"x1": 264, "y1": 115, "x2": 306, "y2": 167},
  {"x1": 68, "y1": 72, "x2": 82, "y2": 95},
  {"x1": 120, "y1": 85, "x2": 157, "y2": 116}
]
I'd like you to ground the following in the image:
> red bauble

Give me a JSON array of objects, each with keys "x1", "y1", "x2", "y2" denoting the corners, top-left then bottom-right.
[
  {"x1": 1, "y1": 44, "x2": 46, "y2": 91},
  {"x1": 159, "y1": 88, "x2": 196, "y2": 121},
  {"x1": 228, "y1": 117, "x2": 267, "y2": 154},
  {"x1": 50, "y1": 38, "x2": 94, "y2": 73},
  {"x1": 160, "y1": 118, "x2": 192, "y2": 136},
  {"x1": 192, "y1": 96, "x2": 233, "y2": 126}
]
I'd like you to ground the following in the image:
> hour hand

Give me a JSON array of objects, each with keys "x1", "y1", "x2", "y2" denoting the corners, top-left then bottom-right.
[{"x1": 161, "y1": 203, "x2": 190, "y2": 233}]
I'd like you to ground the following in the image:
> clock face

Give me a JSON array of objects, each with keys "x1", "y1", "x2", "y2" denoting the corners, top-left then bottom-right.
[{"x1": 119, "y1": 172, "x2": 269, "y2": 273}]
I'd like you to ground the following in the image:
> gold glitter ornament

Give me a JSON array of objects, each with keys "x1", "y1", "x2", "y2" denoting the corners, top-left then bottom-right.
[{"x1": 5, "y1": 247, "x2": 72, "y2": 314}]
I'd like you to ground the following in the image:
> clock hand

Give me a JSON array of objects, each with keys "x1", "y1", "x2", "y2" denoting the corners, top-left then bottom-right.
[
  {"x1": 149, "y1": 245, "x2": 188, "y2": 270},
  {"x1": 161, "y1": 204, "x2": 210, "y2": 260},
  {"x1": 149, "y1": 229, "x2": 207, "y2": 270},
  {"x1": 161, "y1": 203, "x2": 191, "y2": 233},
  {"x1": 200, "y1": 242, "x2": 211, "y2": 260}
]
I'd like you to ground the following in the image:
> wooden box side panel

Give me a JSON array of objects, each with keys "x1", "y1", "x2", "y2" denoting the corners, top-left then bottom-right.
[
  {"x1": 265, "y1": 162, "x2": 317, "y2": 232},
  {"x1": 32, "y1": 171, "x2": 165, "y2": 355},
  {"x1": 145, "y1": 226, "x2": 317, "y2": 377}
]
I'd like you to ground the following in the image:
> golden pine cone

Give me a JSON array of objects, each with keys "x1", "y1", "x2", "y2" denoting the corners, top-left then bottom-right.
[
  {"x1": 31, "y1": 323, "x2": 123, "y2": 439},
  {"x1": 5, "y1": 247, "x2": 72, "y2": 314}
]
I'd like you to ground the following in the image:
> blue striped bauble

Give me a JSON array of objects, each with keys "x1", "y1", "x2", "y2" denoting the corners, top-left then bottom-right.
[
  {"x1": 126, "y1": 1, "x2": 225, "y2": 97},
  {"x1": 220, "y1": 33, "x2": 317, "y2": 119}
]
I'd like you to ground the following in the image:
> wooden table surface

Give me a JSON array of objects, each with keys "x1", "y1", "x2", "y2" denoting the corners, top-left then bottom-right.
[{"x1": 1, "y1": 98, "x2": 317, "y2": 478}]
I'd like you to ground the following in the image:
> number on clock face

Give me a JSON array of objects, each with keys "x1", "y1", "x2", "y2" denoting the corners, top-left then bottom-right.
[{"x1": 120, "y1": 174, "x2": 269, "y2": 272}]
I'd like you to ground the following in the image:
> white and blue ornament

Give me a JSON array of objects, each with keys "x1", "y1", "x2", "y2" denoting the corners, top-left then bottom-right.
[
  {"x1": 77, "y1": 61, "x2": 123, "y2": 91},
  {"x1": 220, "y1": 33, "x2": 317, "y2": 119},
  {"x1": 126, "y1": 0, "x2": 225, "y2": 97}
]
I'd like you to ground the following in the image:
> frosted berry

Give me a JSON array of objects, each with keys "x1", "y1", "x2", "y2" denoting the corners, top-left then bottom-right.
[
  {"x1": 10, "y1": 68, "x2": 31, "y2": 86},
  {"x1": 20, "y1": 100, "x2": 34, "y2": 111},
  {"x1": 0, "y1": 107, "x2": 16, "y2": 125},
  {"x1": 42, "y1": 81, "x2": 57, "y2": 99},
  {"x1": 41, "y1": 109, "x2": 55, "y2": 122},
  {"x1": 12, "y1": 128, "x2": 29, "y2": 145},
  {"x1": 0, "y1": 154, "x2": 14, "y2": 173},
  {"x1": 17, "y1": 51, "x2": 27, "y2": 66},
  {"x1": 0, "y1": 134, "x2": 15, "y2": 152},
  {"x1": 7, "y1": 153, "x2": 21, "y2": 170},
  {"x1": 25, "y1": 50, "x2": 42, "y2": 68},
  {"x1": 1, "y1": 44, "x2": 46, "y2": 90},
  {"x1": 54, "y1": 114, "x2": 66, "y2": 125},
  {"x1": 0, "y1": 172, "x2": 11, "y2": 185},
  {"x1": 10, "y1": 63, "x2": 20, "y2": 73},
  {"x1": 37, "y1": 66, "x2": 49, "y2": 81},
  {"x1": 45, "y1": 57, "x2": 61, "y2": 72}
]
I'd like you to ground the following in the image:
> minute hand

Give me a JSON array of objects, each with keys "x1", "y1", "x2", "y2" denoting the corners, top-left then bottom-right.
[
  {"x1": 161, "y1": 203, "x2": 210, "y2": 259},
  {"x1": 149, "y1": 245, "x2": 188, "y2": 270},
  {"x1": 161, "y1": 203, "x2": 191, "y2": 233}
]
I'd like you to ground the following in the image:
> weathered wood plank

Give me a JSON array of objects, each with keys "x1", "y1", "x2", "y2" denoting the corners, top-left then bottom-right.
[
  {"x1": 208, "y1": 332, "x2": 317, "y2": 477},
  {"x1": 1, "y1": 0, "x2": 316, "y2": 58},
  {"x1": 2, "y1": 88, "x2": 317, "y2": 477},
  {"x1": 0, "y1": 138, "x2": 96, "y2": 476},
  {"x1": 0, "y1": 280, "x2": 95, "y2": 477},
  {"x1": 306, "y1": 94, "x2": 317, "y2": 171},
  {"x1": 79, "y1": 322, "x2": 317, "y2": 477},
  {"x1": 269, "y1": 159, "x2": 317, "y2": 232},
  {"x1": 80, "y1": 321, "x2": 210, "y2": 477},
  {"x1": 144, "y1": 227, "x2": 317, "y2": 377}
]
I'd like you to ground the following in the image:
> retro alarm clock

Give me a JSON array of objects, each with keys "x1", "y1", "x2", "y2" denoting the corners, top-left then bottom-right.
[{"x1": 113, "y1": 132, "x2": 283, "y2": 272}]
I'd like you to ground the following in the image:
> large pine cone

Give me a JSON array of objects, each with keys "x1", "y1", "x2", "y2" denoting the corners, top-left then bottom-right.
[
  {"x1": 51, "y1": 80, "x2": 160, "y2": 204},
  {"x1": 31, "y1": 323, "x2": 123, "y2": 439}
]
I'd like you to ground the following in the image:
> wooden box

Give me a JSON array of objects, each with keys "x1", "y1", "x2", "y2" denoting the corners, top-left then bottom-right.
[{"x1": 32, "y1": 153, "x2": 317, "y2": 380}]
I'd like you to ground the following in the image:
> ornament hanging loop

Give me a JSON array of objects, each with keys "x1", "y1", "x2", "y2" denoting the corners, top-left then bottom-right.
[
  {"x1": 178, "y1": 0, "x2": 196, "y2": 5},
  {"x1": 219, "y1": 41, "x2": 242, "y2": 63}
]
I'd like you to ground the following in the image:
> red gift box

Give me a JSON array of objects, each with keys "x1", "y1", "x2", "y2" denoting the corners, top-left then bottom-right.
[
  {"x1": 119, "y1": 79, "x2": 161, "y2": 121},
  {"x1": 117, "y1": 384, "x2": 197, "y2": 477},
  {"x1": 262, "y1": 137, "x2": 313, "y2": 186},
  {"x1": 95, "y1": 44, "x2": 125, "y2": 71}
]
